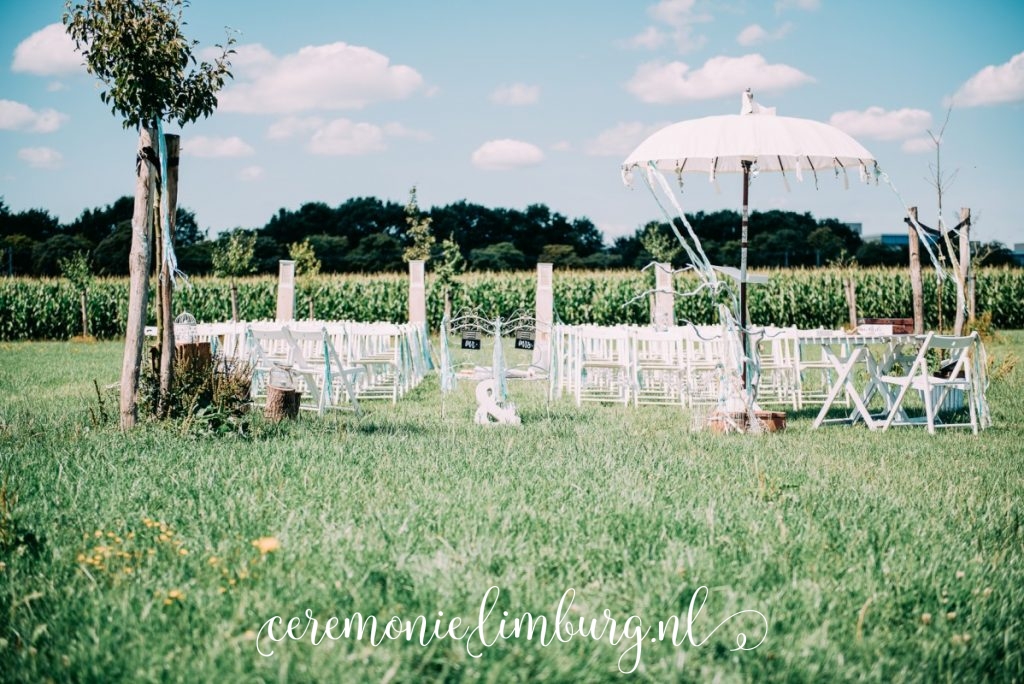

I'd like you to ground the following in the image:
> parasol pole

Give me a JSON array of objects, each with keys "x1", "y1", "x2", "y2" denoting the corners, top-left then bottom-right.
[{"x1": 740, "y1": 159, "x2": 751, "y2": 390}]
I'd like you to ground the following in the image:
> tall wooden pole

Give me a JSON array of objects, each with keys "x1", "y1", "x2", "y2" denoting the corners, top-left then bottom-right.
[
  {"x1": 908, "y1": 207, "x2": 924, "y2": 334},
  {"x1": 739, "y1": 161, "x2": 750, "y2": 389},
  {"x1": 120, "y1": 127, "x2": 156, "y2": 430},
  {"x1": 157, "y1": 135, "x2": 180, "y2": 418},
  {"x1": 954, "y1": 207, "x2": 971, "y2": 335}
]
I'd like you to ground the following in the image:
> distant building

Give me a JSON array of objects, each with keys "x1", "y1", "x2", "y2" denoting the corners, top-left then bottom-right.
[
  {"x1": 1013, "y1": 243, "x2": 1024, "y2": 266},
  {"x1": 844, "y1": 222, "x2": 863, "y2": 236},
  {"x1": 863, "y1": 233, "x2": 909, "y2": 247}
]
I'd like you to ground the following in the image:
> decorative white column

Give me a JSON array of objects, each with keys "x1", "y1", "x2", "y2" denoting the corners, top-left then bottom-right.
[
  {"x1": 275, "y1": 260, "x2": 295, "y2": 322},
  {"x1": 652, "y1": 262, "x2": 674, "y2": 328},
  {"x1": 532, "y1": 262, "x2": 553, "y2": 371},
  {"x1": 408, "y1": 259, "x2": 426, "y2": 326}
]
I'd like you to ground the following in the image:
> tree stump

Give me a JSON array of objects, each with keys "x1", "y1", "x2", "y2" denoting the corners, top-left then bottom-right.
[{"x1": 265, "y1": 385, "x2": 300, "y2": 422}]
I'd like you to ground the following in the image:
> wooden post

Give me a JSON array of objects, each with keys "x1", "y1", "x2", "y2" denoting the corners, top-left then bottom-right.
[
  {"x1": 157, "y1": 134, "x2": 180, "y2": 419},
  {"x1": 533, "y1": 262, "x2": 553, "y2": 372},
  {"x1": 954, "y1": 207, "x2": 970, "y2": 334},
  {"x1": 275, "y1": 260, "x2": 295, "y2": 321},
  {"x1": 907, "y1": 207, "x2": 924, "y2": 334},
  {"x1": 120, "y1": 126, "x2": 156, "y2": 430},
  {"x1": 80, "y1": 290, "x2": 89, "y2": 338},
  {"x1": 843, "y1": 275, "x2": 858, "y2": 329}
]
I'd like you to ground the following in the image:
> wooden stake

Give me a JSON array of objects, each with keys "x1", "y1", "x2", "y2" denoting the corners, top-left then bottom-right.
[
  {"x1": 954, "y1": 207, "x2": 970, "y2": 334},
  {"x1": 120, "y1": 127, "x2": 156, "y2": 430},
  {"x1": 907, "y1": 207, "x2": 924, "y2": 334},
  {"x1": 157, "y1": 134, "x2": 180, "y2": 419}
]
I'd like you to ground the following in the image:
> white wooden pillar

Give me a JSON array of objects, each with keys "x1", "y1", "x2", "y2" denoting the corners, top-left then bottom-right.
[
  {"x1": 408, "y1": 259, "x2": 426, "y2": 326},
  {"x1": 652, "y1": 263, "x2": 674, "y2": 328},
  {"x1": 532, "y1": 262, "x2": 553, "y2": 371},
  {"x1": 276, "y1": 260, "x2": 295, "y2": 322}
]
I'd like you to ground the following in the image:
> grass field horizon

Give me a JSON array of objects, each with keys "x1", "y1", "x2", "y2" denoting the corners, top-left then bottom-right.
[{"x1": 1, "y1": 334, "x2": 1022, "y2": 681}]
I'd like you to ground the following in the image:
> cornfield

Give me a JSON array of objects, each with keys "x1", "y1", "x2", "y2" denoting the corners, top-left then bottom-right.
[{"x1": 1, "y1": 267, "x2": 1021, "y2": 340}]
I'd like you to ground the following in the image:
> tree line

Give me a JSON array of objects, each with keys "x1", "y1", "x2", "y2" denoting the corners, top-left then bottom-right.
[{"x1": 1, "y1": 194, "x2": 1018, "y2": 278}]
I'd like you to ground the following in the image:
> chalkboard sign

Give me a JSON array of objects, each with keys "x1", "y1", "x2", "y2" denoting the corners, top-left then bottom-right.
[
  {"x1": 461, "y1": 330, "x2": 481, "y2": 350},
  {"x1": 514, "y1": 337, "x2": 534, "y2": 350}
]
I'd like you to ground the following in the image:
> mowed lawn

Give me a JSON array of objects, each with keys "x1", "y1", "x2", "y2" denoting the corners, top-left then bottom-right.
[{"x1": 1, "y1": 334, "x2": 1022, "y2": 682}]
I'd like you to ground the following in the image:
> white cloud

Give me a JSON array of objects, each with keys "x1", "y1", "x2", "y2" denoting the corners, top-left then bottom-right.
[
  {"x1": 828, "y1": 107, "x2": 932, "y2": 140},
  {"x1": 490, "y1": 83, "x2": 540, "y2": 106},
  {"x1": 18, "y1": 147, "x2": 63, "y2": 169},
  {"x1": 183, "y1": 136, "x2": 255, "y2": 158},
  {"x1": 775, "y1": 0, "x2": 820, "y2": 12},
  {"x1": 646, "y1": 0, "x2": 711, "y2": 53},
  {"x1": 309, "y1": 119, "x2": 387, "y2": 156},
  {"x1": 950, "y1": 51, "x2": 1024, "y2": 107},
  {"x1": 901, "y1": 137, "x2": 935, "y2": 154},
  {"x1": 585, "y1": 121, "x2": 671, "y2": 157},
  {"x1": 219, "y1": 42, "x2": 424, "y2": 114},
  {"x1": 737, "y1": 25, "x2": 768, "y2": 46},
  {"x1": 621, "y1": 27, "x2": 666, "y2": 50},
  {"x1": 381, "y1": 122, "x2": 432, "y2": 142},
  {"x1": 0, "y1": 99, "x2": 68, "y2": 133},
  {"x1": 627, "y1": 54, "x2": 813, "y2": 103},
  {"x1": 471, "y1": 139, "x2": 544, "y2": 170},
  {"x1": 239, "y1": 166, "x2": 264, "y2": 181},
  {"x1": 737, "y1": 23, "x2": 791, "y2": 46},
  {"x1": 266, "y1": 116, "x2": 324, "y2": 140},
  {"x1": 11, "y1": 23, "x2": 81, "y2": 75}
]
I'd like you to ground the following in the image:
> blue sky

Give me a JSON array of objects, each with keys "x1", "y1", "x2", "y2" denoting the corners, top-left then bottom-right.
[{"x1": 2, "y1": 0, "x2": 1023, "y2": 249}]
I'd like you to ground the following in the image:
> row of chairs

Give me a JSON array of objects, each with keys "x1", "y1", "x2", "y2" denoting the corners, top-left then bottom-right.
[
  {"x1": 168, "y1": 320, "x2": 429, "y2": 414},
  {"x1": 548, "y1": 324, "x2": 868, "y2": 410}
]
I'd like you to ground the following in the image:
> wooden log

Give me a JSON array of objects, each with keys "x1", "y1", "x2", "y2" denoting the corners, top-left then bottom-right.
[
  {"x1": 265, "y1": 385, "x2": 300, "y2": 422},
  {"x1": 158, "y1": 134, "x2": 180, "y2": 418},
  {"x1": 908, "y1": 206, "x2": 924, "y2": 334},
  {"x1": 843, "y1": 276, "x2": 858, "y2": 329},
  {"x1": 954, "y1": 207, "x2": 970, "y2": 334},
  {"x1": 119, "y1": 126, "x2": 156, "y2": 431}
]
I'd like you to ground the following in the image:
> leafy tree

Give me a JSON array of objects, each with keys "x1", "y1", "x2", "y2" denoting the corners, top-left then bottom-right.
[
  {"x1": 433, "y1": 235, "x2": 464, "y2": 320},
  {"x1": 0, "y1": 235, "x2": 36, "y2": 276},
  {"x1": 346, "y1": 234, "x2": 404, "y2": 273},
  {"x1": 92, "y1": 220, "x2": 132, "y2": 275},
  {"x1": 638, "y1": 221, "x2": 682, "y2": 265},
  {"x1": 59, "y1": 251, "x2": 94, "y2": 337},
  {"x1": 855, "y1": 242, "x2": 906, "y2": 267},
  {"x1": 64, "y1": 0, "x2": 234, "y2": 429},
  {"x1": 538, "y1": 244, "x2": 583, "y2": 268},
  {"x1": 31, "y1": 234, "x2": 93, "y2": 276},
  {"x1": 212, "y1": 231, "x2": 256, "y2": 321},
  {"x1": 306, "y1": 234, "x2": 350, "y2": 273},
  {"x1": 402, "y1": 186, "x2": 434, "y2": 262},
  {"x1": 288, "y1": 238, "x2": 321, "y2": 318},
  {"x1": 469, "y1": 242, "x2": 527, "y2": 271},
  {"x1": 807, "y1": 226, "x2": 845, "y2": 266}
]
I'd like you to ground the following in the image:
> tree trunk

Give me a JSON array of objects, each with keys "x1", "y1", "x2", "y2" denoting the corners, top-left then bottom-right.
[
  {"x1": 953, "y1": 207, "x2": 970, "y2": 335},
  {"x1": 80, "y1": 289, "x2": 89, "y2": 338},
  {"x1": 843, "y1": 275, "x2": 858, "y2": 329},
  {"x1": 907, "y1": 207, "x2": 924, "y2": 334},
  {"x1": 120, "y1": 127, "x2": 156, "y2": 430},
  {"x1": 230, "y1": 282, "x2": 239, "y2": 322},
  {"x1": 157, "y1": 135, "x2": 180, "y2": 419}
]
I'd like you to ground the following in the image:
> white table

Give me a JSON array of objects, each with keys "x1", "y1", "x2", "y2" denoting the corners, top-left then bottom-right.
[{"x1": 805, "y1": 333, "x2": 918, "y2": 430}]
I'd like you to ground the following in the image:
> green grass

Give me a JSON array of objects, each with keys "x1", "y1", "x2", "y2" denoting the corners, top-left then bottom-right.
[{"x1": 1, "y1": 335, "x2": 1023, "y2": 682}]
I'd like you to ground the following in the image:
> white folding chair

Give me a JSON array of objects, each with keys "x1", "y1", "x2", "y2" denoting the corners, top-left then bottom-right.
[
  {"x1": 632, "y1": 326, "x2": 687, "y2": 406},
  {"x1": 574, "y1": 326, "x2": 633, "y2": 406},
  {"x1": 878, "y1": 332, "x2": 986, "y2": 434}
]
